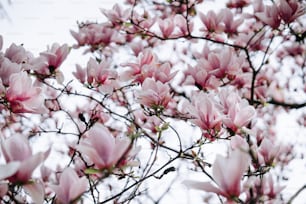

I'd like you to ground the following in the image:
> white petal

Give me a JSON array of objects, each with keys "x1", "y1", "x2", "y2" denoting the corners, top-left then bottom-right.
[{"x1": 0, "y1": 162, "x2": 20, "y2": 180}]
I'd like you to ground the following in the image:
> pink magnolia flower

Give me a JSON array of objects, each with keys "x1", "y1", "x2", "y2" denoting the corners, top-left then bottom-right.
[
  {"x1": 230, "y1": 72, "x2": 252, "y2": 89},
  {"x1": 255, "y1": 4, "x2": 281, "y2": 29},
  {"x1": 223, "y1": 99, "x2": 256, "y2": 133},
  {"x1": 71, "y1": 23, "x2": 125, "y2": 49},
  {"x1": 183, "y1": 62, "x2": 221, "y2": 91},
  {"x1": 86, "y1": 58, "x2": 116, "y2": 83},
  {"x1": 0, "y1": 134, "x2": 49, "y2": 183},
  {"x1": 129, "y1": 39, "x2": 146, "y2": 56},
  {"x1": 5, "y1": 72, "x2": 46, "y2": 113},
  {"x1": 137, "y1": 49, "x2": 155, "y2": 67},
  {"x1": 244, "y1": 174, "x2": 285, "y2": 202},
  {"x1": 234, "y1": 29, "x2": 266, "y2": 51},
  {"x1": 0, "y1": 58, "x2": 21, "y2": 86},
  {"x1": 184, "y1": 92, "x2": 223, "y2": 139},
  {"x1": 131, "y1": 12, "x2": 157, "y2": 31},
  {"x1": 101, "y1": 3, "x2": 130, "y2": 25},
  {"x1": 277, "y1": 0, "x2": 305, "y2": 23},
  {"x1": 184, "y1": 150, "x2": 251, "y2": 200},
  {"x1": 258, "y1": 138, "x2": 280, "y2": 166},
  {"x1": 122, "y1": 50, "x2": 176, "y2": 84},
  {"x1": 73, "y1": 64, "x2": 87, "y2": 84},
  {"x1": 32, "y1": 43, "x2": 69, "y2": 76},
  {"x1": 70, "y1": 28, "x2": 87, "y2": 47},
  {"x1": 220, "y1": 8, "x2": 244, "y2": 34},
  {"x1": 153, "y1": 62, "x2": 177, "y2": 83},
  {"x1": 50, "y1": 167, "x2": 87, "y2": 204},
  {"x1": 219, "y1": 87, "x2": 241, "y2": 114},
  {"x1": 174, "y1": 14, "x2": 191, "y2": 36},
  {"x1": 158, "y1": 18, "x2": 175, "y2": 38},
  {"x1": 137, "y1": 78, "x2": 172, "y2": 110},
  {"x1": 84, "y1": 57, "x2": 118, "y2": 93},
  {"x1": 133, "y1": 110, "x2": 163, "y2": 134},
  {"x1": 122, "y1": 49, "x2": 156, "y2": 83},
  {"x1": 76, "y1": 124, "x2": 131, "y2": 169},
  {"x1": 4, "y1": 43, "x2": 33, "y2": 64},
  {"x1": 263, "y1": 174, "x2": 285, "y2": 199},
  {"x1": 40, "y1": 43, "x2": 69, "y2": 70},
  {"x1": 205, "y1": 47, "x2": 244, "y2": 80},
  {"x1": 189, "y1": 46, "x2": 245, "y2": 86},
  {"x1": 199, "y1": 10, "x2": 224, "y2": 33}
]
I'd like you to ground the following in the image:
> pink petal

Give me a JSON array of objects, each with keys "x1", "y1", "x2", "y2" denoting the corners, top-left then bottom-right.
[
  {"x1": 69, "y1": 176, "x2": 87, "y2": 202},
  {"x1": 0, "y1": 183, "x2": 8, "y2": 197},
  {"x1": 90, "y1": 124, "x2": 115, "y2": 164},
  {"x1": 230, "y1": 136, "x2": 248, "y2": 151},
  {"x1": 213, "y1": 155, "x2": 231, "y2": 195},
  {"x1": 110, "y1": 137, "x2": 131, "y2": 166},
  {"x1": 0, "y1": 162, "x2": 20, "y2": 180},
  {"x1": 226, "y1": 151, "x2": 249, "y2": 191},
  {"x1": 1, "y1": 135, "x2": 32, "y2": 162},
  {"x1": 77, "y1": 143, "x2": 105, "y2": 167},
  {"x1": 213, "y1": 150, "x2": 250, "y2": 196},
  {"x1": 24, "y1": 180, "x2": 45, "y2": 204},
  {"x1": 15, "y1": 152, "x2": 45, "y2": 182},
  {"x1": 7, "y1": 72, "x2": 31, "y2": 99},
  {"x1": 0, "y1": 35, "x2": 3, "y2": 50},
  {"x1": 235, "y1": 104, "x2": 256, "y2": 127},
  {"x1": 51, "y1": 168, "x2": 87, "y2": 203},
  {"x1": 50, "y1": 168, "x2": 76, "y2": 203},
  {"x1": 49, "y1": 184, "x2": 68, "y2": 204},
  {"x1": 278, "y1": 0, "x2": 293, "y2": 22},
  {"x1": 0, "y1": 58, "x2": 22, "y2": 85},
  {"x1": 59, "y1": 168, "x2": 79, "y2": 192},
  {"x1": 39, "y1": 52, "x2": 56, "y2": 61},
  {"x1": 58, "y1": 168, "x2": 79, "y2": 201},
  {"x1": 183, "y1": 180, "x2": 223, "y2": 195}
]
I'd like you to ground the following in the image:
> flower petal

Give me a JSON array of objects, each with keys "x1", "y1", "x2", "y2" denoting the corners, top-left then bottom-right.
[
  {"x1": 15, "y1": 152, "x2": 45, "y2": 182},
  {"x1": 0, "y1": 35, "x2": 3, "y2": 51},
  {"x1": 183, "y1": 180, "x2": 223, "y2": 195},
  {"x1": 1, "y1": 135, "x2": 32, "y2": 162},
  {"x1": 77, "y1": 143, "x2": 105, "y2": 167},
  {"x1": 69, "y1": 176, "x2": 87, "y2": 202},
  {"x1": 0, "y1": 182, "x2": 8, "y2": 197},
  {"x1": 213, "y1": 154, "x2": 230, "y2": 195},
  {"x1": 110, "y1": 137, "x2": 130, "y2": 166},
  {"x1": 90, "y1": 124, "x2": 115, "y2": 165},
  {"x1": 0, "y1": 162, "x2": 20, "y2": 180},
  {"x1": 213, "y1": 150, "x2": 250, "y2": 196},
  {"x1": 24, "y1": 180, "x2": 45, "y2": 204}
]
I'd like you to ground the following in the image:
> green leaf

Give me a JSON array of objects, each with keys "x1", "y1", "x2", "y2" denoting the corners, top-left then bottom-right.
[{"x1": 84, "y1": 168, "x2": 101, "y2": 175}]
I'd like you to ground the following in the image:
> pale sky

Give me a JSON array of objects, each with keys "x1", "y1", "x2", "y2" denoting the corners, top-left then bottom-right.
[{"x1": 0, "y1": 0, "x2": 114, "y2": 53}]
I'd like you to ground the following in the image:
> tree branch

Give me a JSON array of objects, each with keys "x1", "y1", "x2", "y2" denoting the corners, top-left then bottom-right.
[{"x1": 287, "y1": 184, "x2": 306, "y2": 204}]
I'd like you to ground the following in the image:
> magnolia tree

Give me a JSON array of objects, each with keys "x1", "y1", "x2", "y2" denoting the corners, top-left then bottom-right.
[{"x1": 0, "y1": 0, "x2": 305, "y2": 203}]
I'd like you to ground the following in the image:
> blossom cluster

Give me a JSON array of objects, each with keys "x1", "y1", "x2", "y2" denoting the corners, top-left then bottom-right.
[{"x1": 0, "y1": 0, "x2": 305, "y2": 203}]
